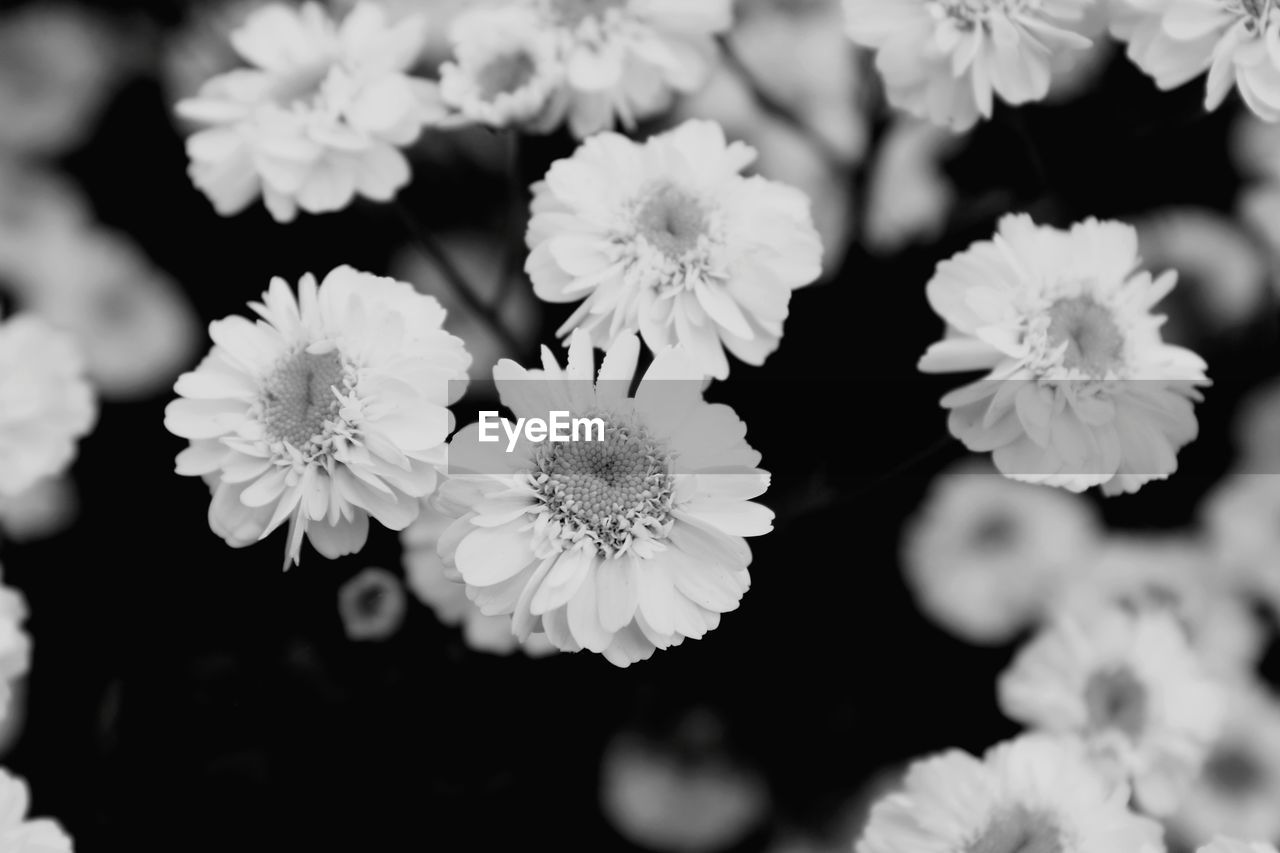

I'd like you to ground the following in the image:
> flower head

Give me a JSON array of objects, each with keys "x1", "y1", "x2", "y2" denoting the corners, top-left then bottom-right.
[
  {"x1": 165, "y1": 266, "x2": 471, "y2": 569},
  {"x1": 0, "y1": 769, "x2": 72, "y2": 852},
  {"x1": 526, "y1": 119, "x2": 822, "y2": 379},
  {"x1": 337, "y1": 567, "x2": 407, "y2": 641},
  {"x1": 0, "y1": 577, "x2": 29, "y2": 725},
  {"x1": 919, "y1": 214, "x2": 1209, "y2": 495}
]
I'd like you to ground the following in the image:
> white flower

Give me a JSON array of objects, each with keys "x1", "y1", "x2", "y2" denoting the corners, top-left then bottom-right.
[
  {"x1": 997, "y1": 607, "x2": 1226, "y2": 816},
  {"x1": 525, "y1": 0, "x2": 734, "y2": 138},
  {"x1": 864, "y1": 117, "x2": 959, "y2": 255},
  {"x1": 0, "y1": 579, "x2": 29, "y2": 725},
  {"x1": 0, "y1": 768, "x2": 72, "y2": 852},
  {"x1": 436, "y1": 331, "x2": 771, "y2": 667},
  {"x1": 526, "y1": 119, "x2": 823, "y2": 379},
  {"x1": 175, "y1": 2, "x2": 439, "y2": 223},
  {"x1": 1201, "y1": 474, "x2": 1280, "y2": 621},
  {"x1": 0, "y1": 476, "x2": 77, "y2": 544},
  {"x1": 0, "y1": 314, "x2": 96, "y2": 500},
  {"x1": 856, "y1": 734, "x2": 1164, "y2": 853},
  {"x1": 164, "y1": 266, "x2": 472, "y2": 569},
  {"x1": 1111, "y1": 0, "x2": 1280, "y2": 121},
  {"x1": 844, "y1": 0, "x2": 1095, "y2": 131},
  {"x1": 901, "y1": 458, "x2": 1101, "y2": 645},
  {"x1": 918, "y1": 214, "x2": 1209, "y2": 495},
  {"x1": 338, "y1": 567, "x2": 407, "y2": 641},
  {"x1": 1230, "y1": 378, "x2": 1280, "y2": 473},
  {"x1": 1198, "y1": 840, "x2": 1280, "y2": 853}
]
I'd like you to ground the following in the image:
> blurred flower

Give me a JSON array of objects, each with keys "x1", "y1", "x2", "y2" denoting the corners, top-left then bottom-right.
[
  {"x1": 1199, "y1": 840, "x2": 1280, "y2": 853},
  {"x1": 0, "y1": 314, "x2": 95, "y2": 499},
  {"x1": 918, "y1": 214, "x2": 1209, "y2": 495},
  {"x1": 844, "y1": 0, "x2": 1095, "y2": 131},
  {"x1": 437, "y1": 332, "x2": 770, "y2": 667},
  {"x1": 1045, "y1": 1, "x2": 1114, "y2": 104},
  {"x1": 0, "y1": 580, "x2": 29, "y2": 726},
  {"x1": 1230, "y1": 377, "x2": 1280, "y2": 473},
  {"x1": 856, "y1": 734, "x2": 1163, "y2": 853},
  {"x1": 401, "y1": 502, "x2": 556, "y2": 656},
  {"x1": 165, "y1": 266, "x2": 471, "y2": 569},
  {"x1": 338, "y1": 567, "x2": 407, "y2": 641},
  {"x1": 1201, "y1": 473, "x2": 1280, "y2": 621},
  {"x1": 526, "y1": 119, "x2": 823, "y2": 379},
  {"x1": 997, "y1": 607, "x2": 1225, "y2": 816},
  {"x1": 1111, "y1": 0, "x2": 1280, "y2": 121},
  {"x1": 0, "y1": 768, "x2": 72, "y2": 852},
  {"x1": 0, "y1": 476, "x2": 77, "y2": 544},
  {"x1": 901, "y1": 458, "x2": 1101, "y2": 646},
  {"x1": 863, "y1": 117, "x2": 958, "y2": 255},
  {"x1": 175, "y1": 2, "x2": 440, "y2": 222}
]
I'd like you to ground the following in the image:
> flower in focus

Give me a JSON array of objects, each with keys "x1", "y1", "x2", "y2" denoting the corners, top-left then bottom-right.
[
  {"x1": 0, "y1": 579, "x2": 29, "y2": 725},
  {"x1": 844, "y1": 0, "x2": 1095, "y2": 131},
  {"x1": 164, "y1": 266, "x2": 471, "y2": 569},
  {"x1": 0, "y1": 769, "x2": 72, "y2": 852},
  {"x1": 437, "y1": 331, "x2": 771, "y2": 667},
  {"x1": 997, "y1": 607, "x2": 1226, "y2": 815},
  {"x1": 0, "y1": 476, "x2": 77, "y2": 544},
  {"x1": 1111, "y1": 0, "x2": 1280, "y2": 121},
  {"x1": 526, "y1": 119, "x2": 823, "y2": 379},
  {"x1": 0, "y1": 314, "x2": 96, "y2": 500},
  {"x1": 918, "y1": 214, "x2": 1209, "y2": 495},
  {"x1": 900, "y1": 458, "x2": 1101, "y2": 646},
  {"x1": 855, "y1": 734, "x2": 1164, "y2": 853},
  {"x1": 175, "y1": 2, "x2": 439, "y2": 222},
  {"x1": 338, "y1": 567, "x2": 407, "y2": 641}
]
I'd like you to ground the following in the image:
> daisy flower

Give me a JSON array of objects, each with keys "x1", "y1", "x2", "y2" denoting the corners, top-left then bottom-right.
[
  {"x1": 997, "y1": 607, "x2": 1226, "y2": 816},
  {"x1": 0, "y1": 313, "x2": 96, "y2": 500},
  {"x1": 175, "y1": 2, "x2": 439, "y2": 223},
  {"x1": 526, "y1": 119, "x2": 823, "y2": 380},
  {"x1": 337, "y1": 567, "x2": 407, "y2": 641},
  {"x1": 856, "y1": 734, "x2": 1164, "y2": 853},
  {"x1": 918, "y1": 214, "x2": 1209, "y2": 495},
  {"x1": 436, "y1": 330, "x2": 772, "y2": 667},
  {"x1": 1111, "y1": 0, "x2": 1280, "y2": 121},
  {"x1": 843, "y1": 0, "x2": 1096, "y2": 131},
  {"x1": 164, "y1": 266, "x2": 472, "y2": 569},
  {"x1": 0, "y1": 769, "x2": 72, "y2": 852}
]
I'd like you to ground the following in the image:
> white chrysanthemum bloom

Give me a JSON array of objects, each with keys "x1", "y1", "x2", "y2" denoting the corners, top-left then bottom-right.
[
  {"x1": 524, "y1": 0, "x2": 733, "y2": 138},
  {"x1": 998, "y1": 607, "x2": 1226, "y2": 816},
  {"x1": 175, "y1": 2, "x2": 439, "y2": 223},
  {"x1": 901, "y1": 458, "x2": 1101, "y2": 646},
  {"x1": 0, "y1": 314, "x2": 96, "y2": 500},
  {"x1": 0, "y1": 769, "x2": 72, "y2": 852},
  {"x1": 164, "y1": 266, "x2": 472, "y2": 569},
  {"x1": 1199, "y1": 840, "x2": 1280, "y2": 853},
  {"x1": 919, "y1": 214, "x2": 1209, "y2": 495},
  {"x1": 856, "y1": 734, "x2": 1164, "y2": 853},
  {"x1": 1111, "y1": 0, "x2": 1280, "y2": 121},
  {"x1": 843, "y1": 0, "x2": 1095, "y2": 131},
  {"x1": 526, "y1": 119, "x2": 823, "y2": 380},
  {"x1": 436, "y1": 331, "x2": 771, "y2": 667}
]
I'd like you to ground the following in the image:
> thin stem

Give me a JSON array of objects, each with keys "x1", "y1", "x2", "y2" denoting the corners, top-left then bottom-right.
[{"x1": 493, "y1": 132, "x2": 527, "y2": 308}]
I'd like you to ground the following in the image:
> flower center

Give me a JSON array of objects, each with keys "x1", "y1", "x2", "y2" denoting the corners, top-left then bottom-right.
[
  {"x1": 971, "y1": 511, "x2": 1017, "y2": 550},
  {"x1": 965, "y1": 806, "x2": 1063, "y2": 853},
  {"x1": 546, "y1": 0, "x2": 627, "y2": 26},
  {"x1": 635, "y1": 183, "x2": 709, "y2": 259},
  {"x1": 475, "y1": 50, "x2": 539, "y2": 100},
  {"x1": 1204, "y1": 744, "x2": 1265, "y2": 795},
  {"x1": 260, "y1": 349, "x2": 348, "y2": 450},
  {"x1": 530, "y1": 416, "x2": 674, "y2": 557},
  {"x1": 1046, "y1": 295, "x2": 1125, "y2": 376},
  {"x1": 932, "y1": 0, "x2": 1035, "y2": 27},
  {"x1": 1084, "y1": 666, "x2": 1148, "y2": 740}
]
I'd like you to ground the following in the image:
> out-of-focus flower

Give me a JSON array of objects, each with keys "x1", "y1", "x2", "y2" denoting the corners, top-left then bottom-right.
[
  {"x1": 175, "y1": 2, "x2": 440, "y2": 222},
  {"x1": 338, "y1": 567, "x2": 407, "y2": 641},
  {"x1": 918, "y1": 214, "x2": 1209, "y2": 495},
  {"x1": 437, "y1": 332, "x2": 770, "y2": 667},
  {"x1": 0, "y1": 314, "x2": 95, "y2": 500},
  {"x1": 164, "y1": 266, "x2": 471, "y2": 569},
  {"x1": 901, "y1": 458, "x2": 1101, "y2": 646},
  {"x1": 0, "y1": 580, "x2": 29, "y2": 726},
  {"x1": 0, "y1": 768, "x2": 72, "y2": 852},
  {"x1": 1111, "y1": 0, "x2": 1280, "y2": 121},
  {"x1": 1045, "y1": 1, "x2": 1114, "y2": 103},
  {"x1": 844, "y1": 0, "x2": 1095, "y2": 131},
  {"x1": 1230, "y1": 377, "x2": 1280, "y2": 473},
  {"x1": 1198, "y1": 840, "x2": 1280, "y2": 853},
  {"x1": 856, "y1": 734, "x2": 1163, "y2": 853},
  {"x1": 863, "y1": 117, "x2": 958, "y2": 255},
  {"x1": 1201, "y1": 473, "x2": 1280, "y2": 621},
  {"x1": 0, "y1": 476, "x2": 77, "y2": 544},
  {"x1": 526, "y1": 119, "x2": 823, "y2": 379},
  {"x1": 997, "y1": 607, "x2": 1225, "y2": 816},
  {"x1": 401, "y1": 502, "x2": 556, "y2": 656}
]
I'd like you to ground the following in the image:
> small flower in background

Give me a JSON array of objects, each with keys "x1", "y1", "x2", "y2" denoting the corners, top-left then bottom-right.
[
  {"x1": 1198, "y1": 840, "x2": 1280, "y2": 853},
  {"x1": 0, "y1": 580, "x2": 29, "y2": 726},
  {"x1": 856, "y1": 734, "x2": 1164, "y2": 853},
  {"x1": 0, "y1": 476, "x2": 78, "y2": 544},
  {"x1": 526, "y1": 119, "x2": 823, "y2": 379},
  {"x1": 862, "y1": 117, "x2": 959, "y2": 256},
  {"x1": 437, "y1": 331, "x2": 771, "y2": 666},
  {"x1": 1230, "y1": 378, "x2": 1280, "y2": 473},
  {"x1": 900, "y1": 458, "x2": 1101, "y2": 646},
  {"x1": 0, "y1": 314, "x2": 96, "y2": 501},
  {"x1": 0, "y1": 768, "x2": 72, "y2": 852},
  {"x1": 843, "y1": 0, "x2": 1095, "y2": 131},
  {"x1": 175, "y1": 2, "x2": 440, "y2": 222},
  {"x1": 401, "y1": 502, "x2": 556, "y2": 656},
  {"x1": 997, "y1": 607, "x2": 1225, "y2": 816},
  {"x1": 164, "y1": 266, "x2": 471, "y2": 569},
  {"x1": 337, "y1": 567, "x2": 407, "y2": 641},
  {"x1": 919, "y1": 214, "x2": 1209, "y2": 495},
  {"x1": 1111, "y1": 0, "x2": 1280, "y2": 121}
]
